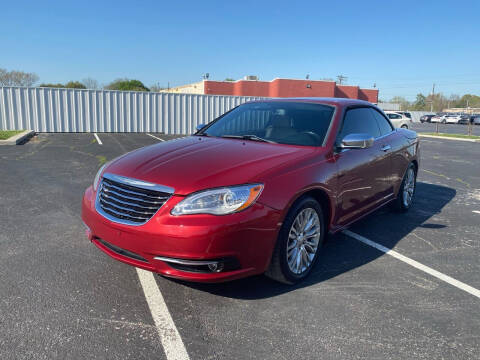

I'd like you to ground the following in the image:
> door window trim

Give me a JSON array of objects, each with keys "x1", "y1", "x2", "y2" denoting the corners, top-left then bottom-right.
[
  {"x1": 370, "y1": 108, "x2": 395, "y2": 137},
  {"x1": 335, "y1": 105, "x2": 389, "y2": 145}
]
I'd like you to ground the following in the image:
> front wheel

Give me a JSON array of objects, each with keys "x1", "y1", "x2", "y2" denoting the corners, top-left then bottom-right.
[
  {"x1": 401, "y1": 124, "x2": 408, "y2": 129},
  {"x1": 392, "y1": 163, "x2": 417, "y2": 212},
  {"x1": 265, "y1": 197, "x2": 325, "y2": 284}
]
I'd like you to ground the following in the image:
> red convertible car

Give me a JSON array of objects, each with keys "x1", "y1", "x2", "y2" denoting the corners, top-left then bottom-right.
[{"x1": 82, "y1": 98, "x2": 419, "y2": 284}]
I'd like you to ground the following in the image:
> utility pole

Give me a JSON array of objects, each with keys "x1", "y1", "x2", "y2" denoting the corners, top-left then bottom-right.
[
  {"x1": 336, "y1": 75, "x2": 347, "y2": 85},
  {"x1": 430, "y1": 83, "x2": 435, "y2": 112},
  {"x1": 430, "y1": 83, "x2": 438, "y2": 133}
]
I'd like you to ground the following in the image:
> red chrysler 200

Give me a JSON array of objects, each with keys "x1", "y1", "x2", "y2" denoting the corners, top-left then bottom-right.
[{"x1": 82, "y1": 98, "x2": 419, "y2": 284}]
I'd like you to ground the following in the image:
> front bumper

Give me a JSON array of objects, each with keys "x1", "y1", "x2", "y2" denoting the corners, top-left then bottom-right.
[{"x1": 82, "y1": 186, "x2": 282, "y2": 282}]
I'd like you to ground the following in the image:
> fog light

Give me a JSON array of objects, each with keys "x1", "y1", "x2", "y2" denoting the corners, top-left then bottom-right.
[{"x1": 208, "y1": 262, "x2": 224, "y2": 273}]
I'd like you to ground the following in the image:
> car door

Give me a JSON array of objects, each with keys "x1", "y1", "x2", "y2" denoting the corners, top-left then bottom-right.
[{"x1": 334, "y1": 107, "x2": 394, "y2": 226}]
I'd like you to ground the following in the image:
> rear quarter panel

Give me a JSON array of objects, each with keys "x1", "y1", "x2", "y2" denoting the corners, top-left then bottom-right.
[{"x1": 388, "y1": 129, "x2": 420, "y2": 195}]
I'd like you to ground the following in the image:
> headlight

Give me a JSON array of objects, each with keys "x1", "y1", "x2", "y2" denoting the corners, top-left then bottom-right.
[
  {"x1": 93, "y1": 163, "x2": 108, "y2": 191},
  {"x1": 171, "y1": 184, "x2": 263, "y2": 215}
]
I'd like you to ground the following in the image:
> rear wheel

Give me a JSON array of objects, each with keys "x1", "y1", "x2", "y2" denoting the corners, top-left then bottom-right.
[
  {"x1": 392, "y1": 163, "x2": 416, "y2": 212},
  {"x1": 401, "y1": 124, "x2": 408, "y2": 129},
  {"x1": 265, "y1": 197, "x2": 325, "y2": 284}
]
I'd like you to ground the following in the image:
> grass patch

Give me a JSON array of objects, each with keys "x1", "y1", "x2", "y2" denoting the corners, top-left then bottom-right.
[
  {"x1": 0, "y1": 130, "x2": 23, "y2": 140},
  {"x1": 96, "y1": 155, "x2": 107, "y2": 165},
  {"x1": 423, "y1": 132, "x2": 480, "y2": 140}
]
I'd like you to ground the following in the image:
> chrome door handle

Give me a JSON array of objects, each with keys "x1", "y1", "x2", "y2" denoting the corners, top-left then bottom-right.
[{"x1": 381, "y1": 145, "x2": 391, "y2": 152}]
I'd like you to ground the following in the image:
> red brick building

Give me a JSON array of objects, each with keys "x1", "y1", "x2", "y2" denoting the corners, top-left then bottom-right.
[{"x1": 164, "y1": 77, "x2": 378, "y2": 103}]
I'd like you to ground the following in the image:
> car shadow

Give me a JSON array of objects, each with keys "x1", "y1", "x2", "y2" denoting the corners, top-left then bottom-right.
[{"x1": 167, "y1": 182, "x2": 456, "y2": 299}]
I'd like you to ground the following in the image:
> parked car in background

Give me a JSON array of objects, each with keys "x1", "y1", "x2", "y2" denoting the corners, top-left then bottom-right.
[
  {"x1": 397, "y1": 111, "x2": 412, "y2": 119},
  {"x1": 445, "y1": 114, "x2": 462, "y2": 124},
  {"x1": 82, "y1": 98, "x2": 420, "y2": 284},
  {"x1": 420, "y1": 114, "x2": 435, "y2": 123},
  {"x1": 472, "y1": 115, "x2": 480, "y2": 125},
  {"x1": 457, "y1": 114, "x2": 472, "y2": 125},
  {"x1": 431, "y1": 114, "x2": 448, "y2": 123},
  {"x1": 384, "y1": 111, "x2": 412, "y2": 128}
]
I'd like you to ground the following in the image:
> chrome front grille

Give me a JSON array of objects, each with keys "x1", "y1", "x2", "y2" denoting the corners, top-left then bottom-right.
[{"x1": 95, "y1": 173, "x2": 173, "y2": 225}]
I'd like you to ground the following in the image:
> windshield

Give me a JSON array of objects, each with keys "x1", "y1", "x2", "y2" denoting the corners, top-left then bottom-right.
[{"x1": 199, "y1": 102, "x2": 335, "y2": 146}]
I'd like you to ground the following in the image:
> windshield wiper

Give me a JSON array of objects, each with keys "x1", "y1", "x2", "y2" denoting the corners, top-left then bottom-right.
[{"x1": 221, "y1": 134, "x2": 277, "y2": 144}]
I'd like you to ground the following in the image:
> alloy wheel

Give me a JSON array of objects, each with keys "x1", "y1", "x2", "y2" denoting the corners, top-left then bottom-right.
[
  {"x1": 286, "y1": 208, "x2": 321, "y2": 274},
  {"x1": 403, "y1": 167, "x2": 415, "y2": 207}
]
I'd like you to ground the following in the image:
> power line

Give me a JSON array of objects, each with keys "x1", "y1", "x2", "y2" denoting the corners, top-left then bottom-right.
[{"x1": 336, "y1": 75, "x2": 347, "y2": 85}]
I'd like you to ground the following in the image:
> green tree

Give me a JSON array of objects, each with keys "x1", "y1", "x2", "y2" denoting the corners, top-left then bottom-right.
[
  {"x1": 224, "y1": 78, "x2": 235, "y2": 82},
  {"x1": 106, "y1": 79, "x2": 150, "y2": 91},
  {"x1": 455, "y1": 94, "x2": 480, "y2": 108},
  {"x1": 39, "y1": 81, "x2": 86, "y2": 89},
  {"x1": 65, "y1": 81, "x2": 86, "y2": 89},
  {"x1": 412, "y1": 93, "x2": 426, "y2": 110},
  {"x1": 425, "y1": 93, "x2": 449, "y2": 112},
  {"x1": 39, "y1": 83, "x2": 65, "y2": 88}
]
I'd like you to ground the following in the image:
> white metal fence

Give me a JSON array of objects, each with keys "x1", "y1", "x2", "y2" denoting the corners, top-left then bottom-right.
[
  {"x1": 376, "y1": 102, "x2": 401, "y2": 111},
  {"x1": 0, "y1": 86, "x2": 437, "y2": 133},
  {"x1": 0, "y1": 87, "x2": 264, "y2": 134}
]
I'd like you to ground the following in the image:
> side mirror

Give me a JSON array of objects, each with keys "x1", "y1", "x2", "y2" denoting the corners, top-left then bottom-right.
[
  {"x1": 340, "y1": 133, "x2": 374, "y2": 149},
  {"x1": 196, "y1": 123, "x2": 206, "y2": 132}
]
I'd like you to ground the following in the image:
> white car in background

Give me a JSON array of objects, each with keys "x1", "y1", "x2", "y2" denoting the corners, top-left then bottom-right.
[
  {"x1": 384, "y1": 111, "x2": 412, "y2": 129},
  {"x1": 444, "y1": 114, "x2": 462, "y2": 124},
  {"x1": 431, "y1": 114, "x2": 447, "y2": 123}
]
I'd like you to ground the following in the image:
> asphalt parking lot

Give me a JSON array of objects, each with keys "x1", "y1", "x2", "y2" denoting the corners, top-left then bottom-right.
[{"x1": 1, "y1": 132, "x2": 479, "y2": 359}]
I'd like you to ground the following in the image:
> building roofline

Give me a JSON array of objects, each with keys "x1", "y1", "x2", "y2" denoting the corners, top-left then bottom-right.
[{"x1": 203, "y1": 77, "x2": 378, "y2": 91}]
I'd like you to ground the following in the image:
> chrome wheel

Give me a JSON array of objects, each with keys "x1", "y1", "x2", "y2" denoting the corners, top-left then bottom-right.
[
  {"x1": 402, "y1": 167, "x2": 415, "y2": 207},
  {"x1": 286, "y1": 208, "x2": 321, "y2": 274}
]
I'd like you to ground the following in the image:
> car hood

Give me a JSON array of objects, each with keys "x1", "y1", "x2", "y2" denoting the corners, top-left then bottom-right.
[{"x1": 105, "y1": 136, "x2": 318, "y2": 195}]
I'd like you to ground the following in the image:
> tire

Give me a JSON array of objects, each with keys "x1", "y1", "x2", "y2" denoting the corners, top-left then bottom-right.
[
  {"x1": 265, "y1": 196, "x2": 325, "y2": 284},
  {"x1": 442, "y1": 120, "x2": 446, "y2": 124},
  {"x1": 392, "y1": 163, "x2": 417, "y2": 212},
  {"x1": 401, "y1": 124, "x2": 408, "y2": 129}
]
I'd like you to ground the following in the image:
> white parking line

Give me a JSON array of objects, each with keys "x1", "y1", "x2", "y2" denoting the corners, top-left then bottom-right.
[
  {"x1": 342, "y1": 230, "x2": 480, "y2": 299},
  {"x1": 473, "y1": 210, "x2": 480, "y2": 214},
  {"x1": 147, "y1": 133, "x2": 165, "y2": 142},
  {"x1": 136, "y1": 268, "x2": 190, "y2": 360},
  {"x1": 418, "y1": 134, "x2": 479, "y2": 143},
  {"x1": 94, "y1": 133, "x2": 102, "y2": 145}
]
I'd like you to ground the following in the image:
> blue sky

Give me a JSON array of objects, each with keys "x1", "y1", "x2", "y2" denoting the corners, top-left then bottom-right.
[{"x1": 1, "y1": 0, "x2": 479, "y2": 101}]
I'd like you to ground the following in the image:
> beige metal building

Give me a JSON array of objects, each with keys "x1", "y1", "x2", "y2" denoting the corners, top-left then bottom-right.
[{"x1": 444, "y1": 107, "x2": 480, "y2": 114}]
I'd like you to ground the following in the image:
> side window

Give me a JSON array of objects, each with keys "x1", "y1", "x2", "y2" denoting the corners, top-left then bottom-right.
[
  {"x1": 338, "y1": 107, "x2": 381, "y2": 141},
  {"x1": 370, "y1": 109, "x2": 393, "y2": 136},
  {"x1": 389, "y1": 113, "x2": 401, "y2": 119}
]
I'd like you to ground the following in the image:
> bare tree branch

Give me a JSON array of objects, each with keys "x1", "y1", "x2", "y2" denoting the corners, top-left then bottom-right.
[{"x1": 0, "y1": 68, "x2": 39, "y2": 86}]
